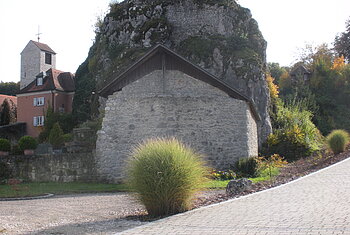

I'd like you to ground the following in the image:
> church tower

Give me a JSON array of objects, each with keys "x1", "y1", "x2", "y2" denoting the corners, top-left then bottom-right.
[{"x1": 20, "y1": 40, "x2": 56, "y2": 89}]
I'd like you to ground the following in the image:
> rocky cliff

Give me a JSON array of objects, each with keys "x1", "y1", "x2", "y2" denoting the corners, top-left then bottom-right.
[{"x1": 73, "y1": 0, "x2": 272, "y2": 145}]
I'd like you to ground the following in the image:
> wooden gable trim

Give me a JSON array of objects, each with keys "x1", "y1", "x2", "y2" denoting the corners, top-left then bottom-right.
[{"x1": 98, "y1": 44, "x2": 261, "y2": 121}]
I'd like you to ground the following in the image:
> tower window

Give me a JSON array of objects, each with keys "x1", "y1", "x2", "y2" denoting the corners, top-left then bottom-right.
[{"x1": 45, "y1": 53, "x2": 52, "y2": 65}]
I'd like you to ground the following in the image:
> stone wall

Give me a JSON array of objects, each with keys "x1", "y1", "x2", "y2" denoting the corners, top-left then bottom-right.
[
  {"x1": 1, "y1": 153, "x2": 97, "y2": 182},
  {"x1": 96, "y1": 70, "x2": 258, "y2": 183}
]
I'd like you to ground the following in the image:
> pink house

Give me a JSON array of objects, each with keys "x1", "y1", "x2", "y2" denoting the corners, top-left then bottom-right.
[
  {"x1": 17, "y1": 40, "x2": 75, "y2": 137},
  {"x1": 17, "y1": 68, "x2": 75, "y2": 137}
]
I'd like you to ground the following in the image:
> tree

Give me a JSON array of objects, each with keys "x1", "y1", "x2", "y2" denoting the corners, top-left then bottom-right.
[
  {"x1": 334, "y1": 18, "x2": 350, "y2": 62},
  {"x1": 0, "y1": 82, "x2": 20, "y2": 96},
  {"x1": 38, "y1": 106, "x2": 74, "y2": 143},
  {"x1": 268, "y1": 62, "x2": 288, "y2": 83},
  {"x1": 0, "y1": 100, "x2": 11, "y2": 126},
  {"x1": 49, "y1": 122, "x2": 64, "y2": 148}
]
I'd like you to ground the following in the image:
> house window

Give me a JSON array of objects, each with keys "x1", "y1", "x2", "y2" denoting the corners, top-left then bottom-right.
[
  {"x1": 59, "y1": 104, "x2": 65, "y2": 113},
  {"x1": 33, "y1": 97, "x2": 45, "y2": 106},
  {"x1": 45, "y1": 53, "x2": 52, "y2": 65},
  {"x1": 33, "y1": 116, "x2": 44, "y2": 126},
  {"x1": 36, "y1": 77, "x2": 43, "y2": 86}
]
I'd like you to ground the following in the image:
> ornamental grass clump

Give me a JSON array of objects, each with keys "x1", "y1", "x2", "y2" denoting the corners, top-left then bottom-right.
[
  {"x1": 127, "y1": 138, "x2": 207, "y2": 217},
  {"x1": 326, "y1": 129, "x2": 350, "y2": 154}
]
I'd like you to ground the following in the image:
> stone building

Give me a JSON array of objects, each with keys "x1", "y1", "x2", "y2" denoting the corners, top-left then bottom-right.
[
  {"x1": 97, "y1": 45, "x2": 259, "y2": 183},
  {"x1": 20, "y1": 40, "x2": 56, "y2": 89}
]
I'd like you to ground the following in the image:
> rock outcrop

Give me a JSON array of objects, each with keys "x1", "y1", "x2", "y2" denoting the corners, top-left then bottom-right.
[{"x1": 75, "y1": 0, "x2": 272, "y2": 145}]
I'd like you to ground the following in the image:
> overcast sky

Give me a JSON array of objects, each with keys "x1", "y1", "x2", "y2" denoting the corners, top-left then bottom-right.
[{"x1": 0, "y1": 0, "x2": 349, "y2": 83}]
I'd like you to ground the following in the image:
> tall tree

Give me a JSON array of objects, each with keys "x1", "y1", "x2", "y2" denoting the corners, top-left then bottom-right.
[
  {"x1": 0, "y1": 82, "x2": 20, "y2": 96},
  {"x1": 334, "y1": 18, "x2": 350, "y2": 61},
  {"x1": 0, "y1": 100, "x2": 11, "y2": 126}
]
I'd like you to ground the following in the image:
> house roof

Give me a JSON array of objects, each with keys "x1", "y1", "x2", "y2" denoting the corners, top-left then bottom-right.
[
  {"x1": 99, "y1": 44, "x2": 260, "y2": 121},
  {"x1": 0, "y1": 94, "x2": 17, "y2": 106},
  {"x1": 18, "y1": 68, "x2": 75, "y2": 94},
  {"x1": 30, "y1": 40, "x2": 56, "y2": 54},
  {"x1": 290, "y1": 64, "x2": 311, "y2": 76}
]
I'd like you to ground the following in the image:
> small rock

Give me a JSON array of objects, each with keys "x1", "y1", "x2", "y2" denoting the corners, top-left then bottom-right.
[{"x1": 226, "y1": 178, "x2": 252, "y2": 195}]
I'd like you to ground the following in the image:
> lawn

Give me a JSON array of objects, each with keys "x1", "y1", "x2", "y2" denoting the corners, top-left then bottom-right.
[
  {"x1": 0, "y1": 167, "x2": 280, "y2": 198},
  {"x1": 0, "y1": 182, "x2": 129, "y2": 198}
]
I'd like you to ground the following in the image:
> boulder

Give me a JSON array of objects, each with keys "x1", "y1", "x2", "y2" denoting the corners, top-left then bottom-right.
[{"x1": 226, "y1": 178, "x2": 252, "y2": 195}]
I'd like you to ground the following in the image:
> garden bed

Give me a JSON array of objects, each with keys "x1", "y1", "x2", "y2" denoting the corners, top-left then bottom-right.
[{"x1": 193, "y1": 148, "x2": 350, "y2": 208}]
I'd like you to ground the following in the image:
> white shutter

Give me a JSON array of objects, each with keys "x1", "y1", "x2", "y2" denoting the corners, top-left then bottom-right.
[
  {"x1": 41, "y1": 116, "x2": 45, "y2": 126},
  {"x1": 33, "y1": 98, "x2": 37, "y2": 106},
  {"x1": 33, "y1": 117, "x2": 37, "y2": 126},
  {"x1": 42, "y1": 97, "x2": 45, "y2": 105}
]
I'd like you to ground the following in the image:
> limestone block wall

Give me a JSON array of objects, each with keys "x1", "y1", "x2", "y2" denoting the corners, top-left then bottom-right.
[
  {"x1": 1, "y1": 153, "x2": 97, "y2": 182},
  {"x1": 96, "y1": 70, "x2": 258, "y2": 183}
]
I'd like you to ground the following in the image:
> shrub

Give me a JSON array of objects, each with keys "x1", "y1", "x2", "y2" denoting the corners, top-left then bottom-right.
[
  {"x1": 0, "y1": 162, "x2": 12, "y2": 184},
  {"x1": 326, "y1": 129, "x2": 350, "y2": 154},
  {"x1": 49, "y1": 122, "x2": 64, "y2": 148},
  {"x1": 256, "y1": 154, "x2": 287, "y2": 179},
  {"x1": 127, "y1": 138, "x2": 207, "y2": 216},
  {"x1": 234, "y1": 157, "x2": 258, "y2": 177},
  {"x1": 264, "y1": 102, "x2": 323, "y2": 162},
  {"x1": 18, "y1": 136, "x2": 38, "y2": 151},
  {"x1": 0, "y1": 138, "x2": 11, "y2": 152},
  {"x1": 63, "y1": 133, "x2": 73, "y2": 143}
]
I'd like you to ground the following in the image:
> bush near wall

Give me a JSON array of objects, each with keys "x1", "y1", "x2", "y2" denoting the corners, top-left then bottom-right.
[
  {"x1": 18, "y1": 136, "x2": 38, "y2": 151},
  {"x1": 0, "y1": 138, "x2": 11, "y2": 152},
  {"x1": 127, "y1": 138, "x2": 207, "y2": 216},
  {"x1": 264, "y1": 102, "x2": 323, "y2": 162}
]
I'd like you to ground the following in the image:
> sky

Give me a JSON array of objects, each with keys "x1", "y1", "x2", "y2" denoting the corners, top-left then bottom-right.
[{"x1": 0, "y1": 0, "x2": 349, "y2": 83}]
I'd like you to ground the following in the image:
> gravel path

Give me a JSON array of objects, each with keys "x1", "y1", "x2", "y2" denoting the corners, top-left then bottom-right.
[{"x1": 0, "y1": 193, "x2": 147, "y2": 235}]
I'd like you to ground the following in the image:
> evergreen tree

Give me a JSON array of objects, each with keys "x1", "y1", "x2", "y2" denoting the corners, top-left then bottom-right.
[
  {"x1": 49, "y1": 122, "x2": 64, "y2": 148},
  {"x1": 334, "y1": 19, "x2": 350, "y2": 61},
  {"x1": 0, "y1": 100, "x2": 11, "y2": 126}
]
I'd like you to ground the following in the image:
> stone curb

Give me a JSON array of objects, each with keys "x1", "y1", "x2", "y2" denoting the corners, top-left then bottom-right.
[
  {"x1": 116, "y1": 156, "x2": 350, "y2": 234},
  {"x1": 0, "y1": 193, "x2": 54, "y2": 201}
]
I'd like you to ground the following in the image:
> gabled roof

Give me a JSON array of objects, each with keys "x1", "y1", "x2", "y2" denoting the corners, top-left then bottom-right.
[
  {"x1": 18, "y1": 68, "x2": 75, "y2": 94},
  {"x1": 290, "y1": 64, "x2": 311, "y2": 76},
  {"x1": 0, "y1": 94, "x2": 17, "y2": 106},
  {"x1": 23, "y1": 40, "x2": 56, "y2": 54},
  {"x1": 99, "y1": 44, "x2": 260, "y2": 121}
]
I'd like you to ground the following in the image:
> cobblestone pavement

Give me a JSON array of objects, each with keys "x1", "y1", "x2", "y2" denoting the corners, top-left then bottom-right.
[
  {"x1": 0, "y1": 193, "x2": 147, "y2": 235},
  {"x1": 119, "y1": 157, "x2": 350, "y2": 235}
]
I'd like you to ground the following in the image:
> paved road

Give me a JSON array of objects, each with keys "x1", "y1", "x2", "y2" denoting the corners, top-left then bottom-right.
[
  {"x1": 119, "y1": 157, "x2": 350, "y2": 235},
  {"x1": 0, "y1": 193, "x2": 147, "y2": 235}
]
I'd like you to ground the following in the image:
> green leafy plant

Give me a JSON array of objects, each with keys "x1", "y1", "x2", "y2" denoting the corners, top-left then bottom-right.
[
  {"x1": 326, "y1": 129, "x2": 350, "y2": 154},
  {"x1": 127, "y1": 138, "x2": 207, "y2": 216},
  {"x1": 18, "y1": 136, "x2": 38, "y2": 151},
  {"x1": 39, "y1": 106, "x2": 75, "y2": 143},
  {"x1": 49, "y1": 122, "x2": 64, "y2": 148},
  {"x1": 63, "y1": 133, "x2": 73, "y2": 143},
  {"x1": 210, "y1": 169, "x2": 236, "y2": 180},
  {"x1": 0, "y1": 138, "x2": 11, "y2": 152},
  {"x1": 256, "y1": 154, "x2": 287, "y2": 179},
  {"x1": 264, "y1": 101, "x2": 323, "y2": 162},
  {"x1": 234, "y1": 157, "x2": 259, "y2": 177}
]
